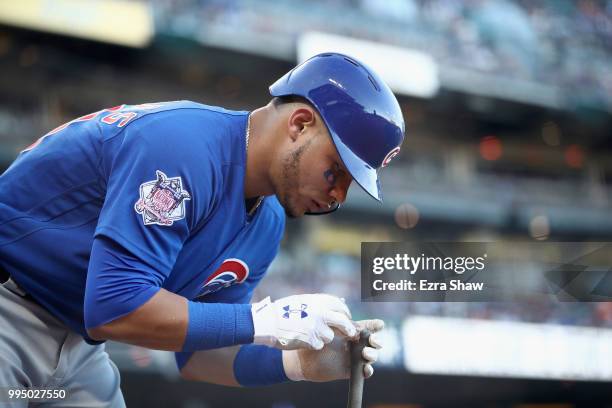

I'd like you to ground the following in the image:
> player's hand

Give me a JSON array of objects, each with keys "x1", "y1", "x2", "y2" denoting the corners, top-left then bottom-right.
[
  {"x1": 251, "y1": 294, "x2": 357, "y2": 350},
  {"x1": 282, "y1": 319, "x2": 384, "y2": 382}
]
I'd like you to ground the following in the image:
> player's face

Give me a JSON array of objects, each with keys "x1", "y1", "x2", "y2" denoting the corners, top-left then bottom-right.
[{"x1": 277, "y1": 127, "x2": 352, "y2": 218}]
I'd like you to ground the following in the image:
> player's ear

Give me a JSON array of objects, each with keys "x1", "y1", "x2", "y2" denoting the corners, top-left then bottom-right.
[{"x1": 287, "y1": 107, "x2": 315, "y2": 142}]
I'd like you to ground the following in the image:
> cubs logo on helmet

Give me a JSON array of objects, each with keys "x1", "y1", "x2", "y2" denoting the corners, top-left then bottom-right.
[
  {"x1": 196, "y1": 258, "x2": 249, "y2": 299},
  {"x1": 381, "y1": 146, "x2": 401, "y2": 168}
]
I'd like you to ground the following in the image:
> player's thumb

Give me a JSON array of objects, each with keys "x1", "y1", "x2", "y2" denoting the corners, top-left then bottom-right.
[{"x1": 322, "y1": 310, "x2": 357, "y2": 338}]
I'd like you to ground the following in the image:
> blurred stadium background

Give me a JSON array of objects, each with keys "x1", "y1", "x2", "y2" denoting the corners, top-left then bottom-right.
[{"x1": 1, "y1": 0, "x2": 611, "y2": 407}]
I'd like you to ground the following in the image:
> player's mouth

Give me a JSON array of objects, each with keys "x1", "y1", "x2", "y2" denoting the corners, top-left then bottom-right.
[{"x1": 308, "y1": 199, "x2": 327, "y2": 213}]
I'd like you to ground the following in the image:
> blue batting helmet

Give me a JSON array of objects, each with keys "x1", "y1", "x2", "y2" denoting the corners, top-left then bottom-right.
[{"x1": 269, "y1": 52, "x2": 405, "y2": 201}]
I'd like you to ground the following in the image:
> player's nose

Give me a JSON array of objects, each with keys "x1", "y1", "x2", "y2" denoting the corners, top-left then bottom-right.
[{"x1": 329, "y1": 178, "x2": 352, "y2": 205}]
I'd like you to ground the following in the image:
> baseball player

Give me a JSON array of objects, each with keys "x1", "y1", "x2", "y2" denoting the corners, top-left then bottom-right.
[{"x1": 0, "y1": 53, "x2": 404, "y2": 406}]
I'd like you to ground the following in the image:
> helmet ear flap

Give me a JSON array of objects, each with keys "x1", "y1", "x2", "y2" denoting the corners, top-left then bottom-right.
[{"x1": 269, "y1": 52, "x2": 405, "y2": 202}]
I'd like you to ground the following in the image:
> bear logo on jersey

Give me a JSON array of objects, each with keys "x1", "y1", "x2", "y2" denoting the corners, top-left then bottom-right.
[
  {"x1": 135, "y1": 170, "x2": 191, "y2": 226},
  {"x1": 196, "y1": 258, "x2": 250, "y2": 299}
]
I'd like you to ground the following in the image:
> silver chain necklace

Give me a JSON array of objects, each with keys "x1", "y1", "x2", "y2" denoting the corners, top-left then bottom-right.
[{"x1": 246, "y1": 113, "x2": 264, "y2": 216}]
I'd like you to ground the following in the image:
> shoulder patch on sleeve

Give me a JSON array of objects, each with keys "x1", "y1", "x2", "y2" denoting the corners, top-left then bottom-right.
[{"x1": 134, "y1": 170, "x2": 191, "y2": 226}]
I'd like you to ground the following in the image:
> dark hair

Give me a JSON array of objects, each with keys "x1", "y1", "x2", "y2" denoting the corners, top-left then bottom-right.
[{"x1": 271, "y1": 95, "x2": 313, "y2": 108}]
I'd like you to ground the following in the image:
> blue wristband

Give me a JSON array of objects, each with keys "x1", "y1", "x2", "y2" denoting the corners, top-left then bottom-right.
[
  {"x1": 182, "y1": 301, "x2": 254, "y2": 352},
  {"x1": 233, "y1": 345, "x2": 290, "y2": 386}
]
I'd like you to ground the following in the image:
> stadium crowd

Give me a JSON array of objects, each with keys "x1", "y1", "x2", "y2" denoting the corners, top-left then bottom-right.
[{"x1": 153, "y1": 0, "x2": 612, "y2": 110}]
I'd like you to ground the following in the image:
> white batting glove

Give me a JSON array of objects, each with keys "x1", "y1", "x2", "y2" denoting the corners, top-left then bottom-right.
[
  {"x1": 251, "y1": 294, "x2": 357, "y2": 350},
  {"x1": 282, "y1": 319, "x2": 384, "y2": 382}
]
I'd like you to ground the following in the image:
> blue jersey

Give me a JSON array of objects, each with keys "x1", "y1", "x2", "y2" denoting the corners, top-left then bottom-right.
[{"x1": 0, "y1": 101, "x2": 285, "y2": 344}]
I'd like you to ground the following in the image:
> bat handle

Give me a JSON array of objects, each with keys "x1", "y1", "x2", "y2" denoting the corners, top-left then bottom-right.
[{"x1": 347, "y1": 329, "x2": 370, "y2": 408}]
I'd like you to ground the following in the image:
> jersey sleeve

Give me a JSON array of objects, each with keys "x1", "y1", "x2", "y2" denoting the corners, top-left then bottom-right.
[
  {"x1": 84, "y1": 235, "x2": 163, "y2": 329},
  {"x1": 96, "y1": 111, "x2": 222, "y2": 271},
  {"x1": 86, "y1": 111, "x2": 223, "y2": 329}
]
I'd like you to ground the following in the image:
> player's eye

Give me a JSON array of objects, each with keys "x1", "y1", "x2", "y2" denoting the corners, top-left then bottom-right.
[{"x1": 334, "y1": 162, "x2": 348, "y2": 181}]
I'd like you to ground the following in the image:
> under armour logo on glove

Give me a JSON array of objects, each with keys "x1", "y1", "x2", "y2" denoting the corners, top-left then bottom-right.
[
  {"x1": 251, "y1": 294, "x2": 356, "y2": 350},
  {"x1": 282, "y1": 304, "x2": 308, "y2": 319}
]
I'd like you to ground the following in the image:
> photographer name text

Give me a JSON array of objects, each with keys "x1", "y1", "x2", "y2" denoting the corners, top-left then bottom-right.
[
  {"x1": 371, "y1": 253, "x2": 487, "y2": 292},
  {"x1": 372, "y1": 279, "x2": 484, "y2": 291}
]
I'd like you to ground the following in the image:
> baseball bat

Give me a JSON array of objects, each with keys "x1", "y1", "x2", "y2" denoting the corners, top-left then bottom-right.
[{"x1": 347, "y1": 329, "x2": 370, "y2": 408}]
